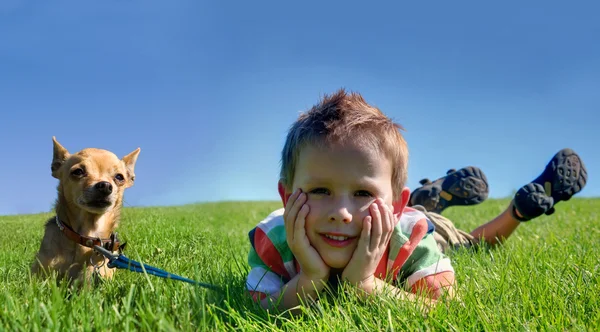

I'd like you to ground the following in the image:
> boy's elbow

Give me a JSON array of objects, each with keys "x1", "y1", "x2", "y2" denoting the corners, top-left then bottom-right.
[
  {"x1": 433, "y1": 271, "x2": 456, "y2": 300},
  {"x1": 411, "y1": 271, "x2": 456, "y2": 300},
  {"x1": 248, "y1": 290, "x2": 268, "y2": 303},
  {"x1": 250, "y1": 291, "x2": 277, "y2": 310}
]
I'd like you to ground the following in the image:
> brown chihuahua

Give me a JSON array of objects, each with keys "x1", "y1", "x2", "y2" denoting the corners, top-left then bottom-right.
[{"x1": 31, "y1": 137, "x2": 140, "y2": 284}]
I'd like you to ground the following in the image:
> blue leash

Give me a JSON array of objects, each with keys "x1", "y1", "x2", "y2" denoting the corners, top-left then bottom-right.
[{"x1": 93, "y1": 245, "x2": 221, "y2": 292}]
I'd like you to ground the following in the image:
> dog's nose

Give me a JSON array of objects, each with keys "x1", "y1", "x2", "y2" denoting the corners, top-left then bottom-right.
[{"x1": 94, "y1": 181, "x2": 113, "y2": 195}]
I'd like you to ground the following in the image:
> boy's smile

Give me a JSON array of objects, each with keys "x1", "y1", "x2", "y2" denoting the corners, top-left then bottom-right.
[
  {"x1": 321, "y1": 232, "x2": 356, "y2": 247},
  {"x1": 292, "y1": 142, "x2": 396, "y2": 269}
]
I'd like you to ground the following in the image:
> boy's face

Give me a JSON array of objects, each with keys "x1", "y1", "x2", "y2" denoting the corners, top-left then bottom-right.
[{"x1": 290, "y1": 142, "x2": 403, "y2": 269}]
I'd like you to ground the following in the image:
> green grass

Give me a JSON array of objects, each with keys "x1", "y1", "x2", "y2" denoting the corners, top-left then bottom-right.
[{"x1": 1, "y1": 199, "x2": 599, "y2": 331}]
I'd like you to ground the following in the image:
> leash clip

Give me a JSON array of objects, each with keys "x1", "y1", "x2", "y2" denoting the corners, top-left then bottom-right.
[
  {"x1": 93, "y1": 245, "x2": 119, "y2": 261},
  {"x1": 90, "y1": 252, "x2": 106, "y2": 274}
]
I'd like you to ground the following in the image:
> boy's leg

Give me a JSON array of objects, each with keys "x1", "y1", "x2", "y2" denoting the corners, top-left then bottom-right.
[
  {"x1": 469, "y1": 148, "x2": 587, "y2": 246},
  {"x1": 409, "y1": 166, "x2": 489, "y2": 213},
  {"x1": 468, "y1": 203, "x2": 522, "y2": 246}
]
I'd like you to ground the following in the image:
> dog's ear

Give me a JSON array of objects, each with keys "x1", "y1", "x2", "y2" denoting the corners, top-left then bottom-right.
[
  {"x1": 122, "y1": 148, "x2": 140, "y2": 188},
  {"x1": 51, "y1": 136, "x2": 70, "y2": 178}
]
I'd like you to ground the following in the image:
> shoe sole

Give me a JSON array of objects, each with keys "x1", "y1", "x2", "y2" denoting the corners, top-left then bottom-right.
[
  {"x1": 410, "y1": 166, "x2": 489, "y2": 213},
  {"x1": 533, "y1": 148, "x2": 587, "y2": 203},
  {"x1": 513, "y1": 183, "x2": 554, "y2": 221}
]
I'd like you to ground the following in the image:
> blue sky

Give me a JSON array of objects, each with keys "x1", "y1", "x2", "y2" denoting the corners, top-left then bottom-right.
[{"x1": 0, "y1": 0, "x2": 598, "y2": 216}]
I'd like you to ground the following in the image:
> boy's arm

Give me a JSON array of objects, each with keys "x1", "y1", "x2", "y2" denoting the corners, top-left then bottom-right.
[
  {"x1": 258, "y1": 272, "x2": 328, "y2": 312},
  {"x1": 363, "y1": 271, "x2": 454, "y2": 310},
  {"x1": 363, "y1": 216, "x2": 456, "y2": 305},
  {"x1": 392, "y1": 218, "x2": 456, "y2": 301},
  {"x1": 247, "y1": 257, "x2": 328, "y2": 313},
  {"x1": 368, "y1": 270, "x2": 455, "y2": 300},
  {"x1": 409, "y1": 271, "x2": 455, "y2": 300},
  {"x1": 247, "y1": 189, "x2": 330, "y2": 313}
]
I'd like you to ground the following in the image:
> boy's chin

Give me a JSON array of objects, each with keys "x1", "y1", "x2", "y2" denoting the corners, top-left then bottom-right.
[{"x1": 322, "y1": 255, "x2": 352, "y2": 270}]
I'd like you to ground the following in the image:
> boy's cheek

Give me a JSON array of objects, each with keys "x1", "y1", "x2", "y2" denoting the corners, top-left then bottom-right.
[
  {"x1": 356, "y1": 200, "x2": 375, "y2": 217},
  {"x1": 304, "y1": 199, "x2": 320, "y2": 213},
  {"x1": 303, "y1": 203, "x2": 316, "y2": 228}
]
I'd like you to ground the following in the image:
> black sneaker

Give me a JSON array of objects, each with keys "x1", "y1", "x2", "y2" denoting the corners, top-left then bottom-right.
[
  {"x1": 409, "y1": 166, "x2": 489, "y2": 214},
  {"x1": 512, "y1": 183, "x2": 554, "y2": 222},
  {"x1": 532, "y1": 148, "x2": 588, "y2": 204},
  {"x1": 513, "y1": 148, "x2": 588, "y2": 221}
]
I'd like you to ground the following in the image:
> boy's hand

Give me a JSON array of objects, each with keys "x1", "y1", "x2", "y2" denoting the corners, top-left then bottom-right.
[
  {"x1": 342, "y1": 198, "x2": 395, "y2": 293},
  {"x1": 284, "y1": 189, "x2": 330, "y2": 282}
]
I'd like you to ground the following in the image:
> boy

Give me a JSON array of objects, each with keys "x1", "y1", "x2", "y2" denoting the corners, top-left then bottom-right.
[
  {"x1": 246, "y1": 89, "x2": 455, "y2": 311},
  {"x1": 245, "y1": 89, "x2": 588, "y2": 311}
]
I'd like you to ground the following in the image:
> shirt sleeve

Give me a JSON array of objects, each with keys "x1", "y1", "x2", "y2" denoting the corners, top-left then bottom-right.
[
  {"x1": 396, "y1": 232, "x2": 455, "y2": 291},
  {"x1": 246, "y1": 242, "x2": 285, "y2": 300},
  {"x1": 245, "y1": 209, "x2": 297, "y2": 301}
]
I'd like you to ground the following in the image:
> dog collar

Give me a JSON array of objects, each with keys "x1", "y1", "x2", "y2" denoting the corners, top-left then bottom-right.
[{"x1": 54, "y1": 216, "x2": 122, "y2": 252}]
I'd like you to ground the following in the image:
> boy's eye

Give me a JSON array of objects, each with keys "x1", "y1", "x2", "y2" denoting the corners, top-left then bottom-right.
[
  {"x1": 309, "y1": 188, "x2": 330, "y2": 195},
  {"x1": 355, "y1": 190, "x2": 373, "y2": 197}
]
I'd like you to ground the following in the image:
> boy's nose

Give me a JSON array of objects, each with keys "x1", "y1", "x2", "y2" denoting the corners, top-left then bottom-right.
[{"x1": 328, "y1": 206, "x2": 353, "y2": 223}]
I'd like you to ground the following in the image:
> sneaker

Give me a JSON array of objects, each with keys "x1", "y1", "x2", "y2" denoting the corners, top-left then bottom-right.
[
  {"x1": 532, "y1": 148, "x2": 588, "y2": 203},
  {"x1": 409, "y1": 166, "x2": 489, "y2": 213},
  {"x1": 512, "y1": 183, "x2": 554, "y2": 222},
  {"x1": 512, "y1": 148, "x2": 588, "y2": 221}
]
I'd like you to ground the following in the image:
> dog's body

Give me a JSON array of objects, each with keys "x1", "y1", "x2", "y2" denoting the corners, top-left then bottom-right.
[{"x1": 31, "y1": 137, "x2": 140, "y2": 284}]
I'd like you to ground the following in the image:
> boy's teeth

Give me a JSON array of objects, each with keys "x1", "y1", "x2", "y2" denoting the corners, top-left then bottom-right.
[{"x1": 325, "y1": 234, "x2": 349, "y2": 241}]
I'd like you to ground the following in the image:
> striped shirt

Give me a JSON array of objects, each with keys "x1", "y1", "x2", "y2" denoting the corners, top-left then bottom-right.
[{"x1": 246, "y1": 207, "x2": 454, "y2": 300}]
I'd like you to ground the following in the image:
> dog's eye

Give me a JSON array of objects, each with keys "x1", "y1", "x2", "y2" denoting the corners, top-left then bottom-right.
[
  {"x1": 115, "y1": 174, "x2": 125, "y2": 182},
  {"x1": 71, "y1": 168, "x2": 85, "y2": 176}
]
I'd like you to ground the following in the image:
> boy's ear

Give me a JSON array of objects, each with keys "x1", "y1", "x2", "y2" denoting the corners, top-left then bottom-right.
[
  {"x1": 278, "y1": 181, "x2": 291, "y2": 207},
  {"x1": 122, "y1": 148, "x2": 141, "y2": 188},
  {"x1": 51, "y1": 136, "x2": 70, "y2": 179},
  {"x1": 392, "y1": 187, "x2": 411, "y2": 217}
]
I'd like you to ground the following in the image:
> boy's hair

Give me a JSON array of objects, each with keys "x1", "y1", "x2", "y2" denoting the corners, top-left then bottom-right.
[{"x1": 280, "y1": 88, "x2": 409, "y2": 200}]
